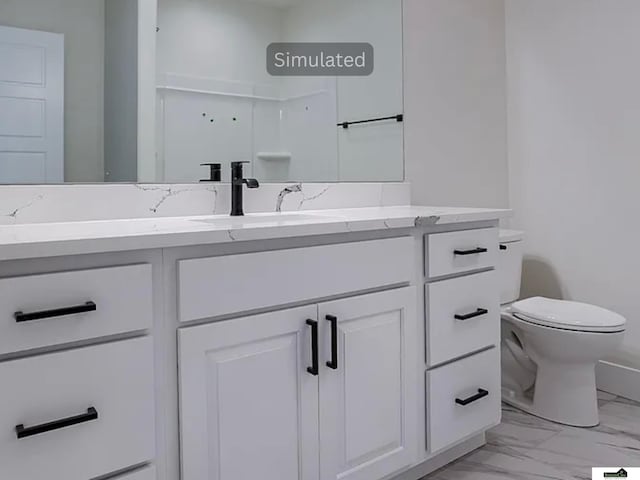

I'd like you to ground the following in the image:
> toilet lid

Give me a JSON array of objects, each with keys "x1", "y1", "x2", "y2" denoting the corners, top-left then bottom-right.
[{"x1": 511, "y1": 297, "x2": 626, "y2": 332}]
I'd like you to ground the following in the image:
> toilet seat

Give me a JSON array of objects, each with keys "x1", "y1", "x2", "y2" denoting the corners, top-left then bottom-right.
[{"x1": 511, "y1": 297, "x2": 626, "y2": 333}]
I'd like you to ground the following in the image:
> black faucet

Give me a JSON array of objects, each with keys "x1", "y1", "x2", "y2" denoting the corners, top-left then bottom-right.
[{"x1": 230, "y1": 161, "x2": 259, "y2": 216}]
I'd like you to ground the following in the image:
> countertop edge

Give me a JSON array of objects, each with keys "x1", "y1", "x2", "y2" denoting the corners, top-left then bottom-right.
[{"x1": 0, "y1": 207, "x2": 512, "y2": 262}]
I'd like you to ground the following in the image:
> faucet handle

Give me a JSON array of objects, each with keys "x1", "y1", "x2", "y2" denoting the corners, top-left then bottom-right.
[
  {"x1": 244, "y1": 178, "x2": 260, "y2": 189},
  {"x1": 200, "y1": 163, "x2": 221, "y2": 182},
  {"x1": 230, "y1": 161, "x2": 251, "y2": 168}
]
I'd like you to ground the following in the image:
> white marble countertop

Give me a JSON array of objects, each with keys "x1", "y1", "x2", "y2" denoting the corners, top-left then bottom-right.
[{"x1": 0, "y1": 206, "x2": 511, "y2": 261}]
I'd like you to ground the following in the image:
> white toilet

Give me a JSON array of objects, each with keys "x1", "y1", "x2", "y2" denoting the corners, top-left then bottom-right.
[{"x1": 498, "y1": 230, "x2": 626, "y2": 427}]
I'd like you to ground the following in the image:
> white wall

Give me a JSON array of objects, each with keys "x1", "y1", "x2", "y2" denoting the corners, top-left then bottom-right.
[
  {"x1": 157, "y1": 0, "x2": 283, "y2": 86},
  {"x1": 156, "y1": 0, "x2": 283, "y2": 182},
  {"x1": 506, "y1": 0, "x2": 640, "y2": 357},
  {"x1": 404, "y1": 0, "x2": 508, "y2": 207},
  {"x1": 104, "y1": 0, "x2": 138, "y2": 182},
  {"x1": 0, "y1": 0, "x2": 105, "y2": 182}
]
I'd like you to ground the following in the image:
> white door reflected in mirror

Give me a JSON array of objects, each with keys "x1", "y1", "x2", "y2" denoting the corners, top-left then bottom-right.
[
  {"x1": 0, "y1": 0, "x2": 141, "y2": 184},
  {"x1": 0, "y1": 26, "x2": 64, "y2": 183}
]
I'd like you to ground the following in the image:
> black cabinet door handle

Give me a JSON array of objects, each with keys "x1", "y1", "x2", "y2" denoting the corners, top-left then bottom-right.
[
  {"x1": 16, "y1": 407, "x2": 98, "y2": 439},
  {"x1": 14, "y1": 301, "x2": 97, "y2": 323},
  {"x1": 500, "y1": 244, "x2": 508, "y2": 251},
  {"x1": 326, "y1": 315, "x2": 338, "y2": 370},
  {"x1": 455, "y1": 308, "x2": 489, "y2": 321},
  {"x1": 455, "y1": 389, "x2": 489, "y2": 406},
  {"x1": 306, "y1": 319, "x2": 319, "y2": 376},
  {"x1": 453, "y1": 248, "x2": 488, "y2": 256}
]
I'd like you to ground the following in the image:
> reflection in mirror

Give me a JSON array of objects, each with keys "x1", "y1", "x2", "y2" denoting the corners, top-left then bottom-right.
[
  {"x1": 156, "y1": 0, "x2": 404, "y2": 183},
  {"x1": 0, "y1": 0, "x2": 403, "y2": 184},
  {"x1": 0, "y1": 0, "x2": 139, "y2": 184}
]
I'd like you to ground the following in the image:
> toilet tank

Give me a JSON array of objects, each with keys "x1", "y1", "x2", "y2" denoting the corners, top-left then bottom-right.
[{"x1": 498, "y1": 229, "x2": 524, "y2": 305}]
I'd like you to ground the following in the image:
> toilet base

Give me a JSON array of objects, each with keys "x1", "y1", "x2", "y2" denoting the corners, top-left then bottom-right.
[
  {"x1": 501, "y1": 362, "x2": 600, "y2": 428},
  {"x1": 500, "y1": 309, "x2": 625, "y2": 428},
  {"x1": 502, "y1": 393, "x2": 599, "y2": 428}
]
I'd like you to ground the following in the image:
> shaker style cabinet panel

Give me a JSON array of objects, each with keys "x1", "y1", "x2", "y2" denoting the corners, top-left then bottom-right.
[
  {"x1": 177, "y1": 237, "x2": 413, "y2": 322},
  {"x1": 426, "y1": 270, "x2": 500, "y2": 366},
  {"x1": 427, "y1": 347, "x2": 501, "y2": 453},
  {"x1": 178, "y1": 287, "x2": 418, "y2": 480},
  {"x1": 0, "y1": 337, "x2": 155, "y2": 480},
  {"x1": 318, "y1": 288, "x2": 417, "y2": 480},
  {"x1": 0, "y1": 264, "x2": 153, "y2": 355},
  {"x1": 426, "y1": 228, "x2": 498, "y2": 278},
  {"x1": 178, "y1": 305, "x2": 321, "y2": 480}
]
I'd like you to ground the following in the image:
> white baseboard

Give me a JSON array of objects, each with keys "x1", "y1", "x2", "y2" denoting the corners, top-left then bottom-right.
[{"x1": 596, "y1": 360, "x2": 640, "y2": 403}]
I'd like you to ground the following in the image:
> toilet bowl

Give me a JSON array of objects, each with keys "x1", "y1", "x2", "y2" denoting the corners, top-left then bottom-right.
[{"x1": 498, "y1": 231, "x2": 626, "y2": 427}]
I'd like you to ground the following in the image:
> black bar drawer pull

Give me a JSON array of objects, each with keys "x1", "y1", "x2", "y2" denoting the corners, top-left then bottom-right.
[
  {"x1": 455, "y1": 308, "x2": 489, "y2": 321},
  {"x1": 326, "y1": 315, "x2": 338, "y2": 370},
  {"x1": 453, "y1": 247, "x2": 488, "y2": 256},
  {"x1": 14, "y1": 301, "x2": 97, "y2": 323},
  {"x1": 500, "y1": 244, "x2": 508, "y2": 251},
  {"x1": 16, "y1": 407, "x2": 98, "y2": 439},
  {"x1": 306, "y1": 319, "x2": 319, "y2": 376},
  {"x1": 455, "y1": 389, "x2": 489, "y2": 406}
]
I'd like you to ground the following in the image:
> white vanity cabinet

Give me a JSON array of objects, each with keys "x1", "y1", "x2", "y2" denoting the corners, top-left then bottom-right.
[
  {"x1": 178, "y1": 287, "x2": 417, "y2": 480},
  {"x1": 427, "y1": 348, "x2": 501, "y2": 453},
  {"x1": 424, "y1": 228, "x2": 502, "y2": 454},
  {"x1": 0, "y1": 337, "x2": 155, "y2": 480},
  {"x1": 177, "y1": 237, "x2": 413, "y2": 322},
  {"x1": 318, "y1": 288, "x2": 417, "y2": 480},
  {"x1": 0, "y1": 209, "x2": 508, "y2": 480},
  {"x1": 179, "y1": 305, "x2": 321, "y2": 480},
  {"x1": 0, "y1": 264, "x2": 152, "y2": 355},
  {"x1": 426, "y1": 270, "x2": 499, "y2": 366},
  {"x1": 0, "y1": 256, "x2": 158, "y2": 480},
  {"x1": 426, "y1": 228, "x2": 498, "y2": 278}
]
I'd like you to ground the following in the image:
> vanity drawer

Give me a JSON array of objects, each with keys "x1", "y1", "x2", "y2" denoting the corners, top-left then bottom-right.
[
  {"x1": 427, "y1": 347, "x2": 501, "y2": 453},
  {"x1": 0, "y1": 264, "x2": 152, "y2": 355},
  {"x1": 426, "y1": 270, "x2": 499, "y2": 366},
  {"x1": 178, "y1": 237, "x2": 413, "y2": 321},
  {"x1": 426, "y1": 228, "x2": 498, "y2": 278},
  {"x1": 0, "y1": 337, "x2": 155, "y2": 480}
]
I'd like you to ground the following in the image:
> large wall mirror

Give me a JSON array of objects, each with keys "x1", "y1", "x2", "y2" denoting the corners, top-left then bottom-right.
[{"x1": 0, "y1": 0, "x2": 404, "y2": 184}]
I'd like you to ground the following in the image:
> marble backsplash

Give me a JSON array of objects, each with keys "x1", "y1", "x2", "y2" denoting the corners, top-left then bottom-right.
[{"x1": 0, "y1": 183, "x2": 410, "y2": 225}]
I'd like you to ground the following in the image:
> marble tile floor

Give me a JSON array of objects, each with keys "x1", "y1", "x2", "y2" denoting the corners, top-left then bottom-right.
[{"x1": 426, "y1": 391, "x2": 640, "y2": 480}]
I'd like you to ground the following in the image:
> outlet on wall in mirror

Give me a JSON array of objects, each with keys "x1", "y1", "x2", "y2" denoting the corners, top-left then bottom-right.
[{"x1": 0, "y1": 0, "x2": 403, "y2": 184}]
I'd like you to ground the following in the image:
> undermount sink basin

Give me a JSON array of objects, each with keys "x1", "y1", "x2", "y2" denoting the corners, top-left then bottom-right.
[{"x1": 192, "y1": 213, "x2": 339, "y2": 227}]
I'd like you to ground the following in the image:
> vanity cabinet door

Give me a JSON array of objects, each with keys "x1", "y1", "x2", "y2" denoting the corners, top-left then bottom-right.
[
  {"x1": 178, "y1": 305, "x2": 320, "y2": 480},
  {"x1": 318, "y1": 288, "x2": 417, "y2": 480}
]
